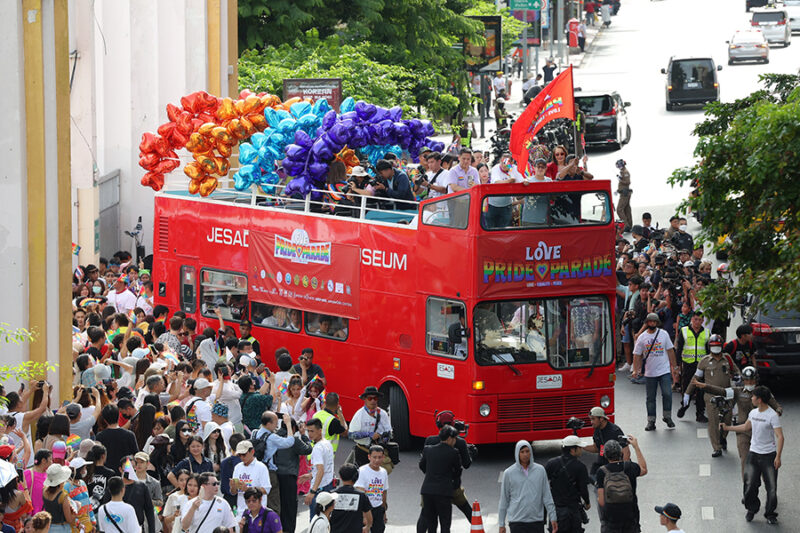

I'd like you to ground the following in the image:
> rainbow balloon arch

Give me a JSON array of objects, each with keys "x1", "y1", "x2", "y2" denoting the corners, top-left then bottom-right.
[{"x1": 138, "y1": 90, "x2": 445, "y2": 197}]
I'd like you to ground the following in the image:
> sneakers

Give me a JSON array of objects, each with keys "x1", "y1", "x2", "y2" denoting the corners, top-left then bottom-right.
[
  {"x1": 745, "y1": 512, "x2": 755, "y2": 522},
  {"x1": 663, "y1": 417, "x2": 676, "y2": 429},
  {"x1": 618, "y1": 362, "x2": 631, "y2": 373},
  {"x1": 767, "y1": 517, "x2": 778, "y2": 525},
  {"x1": 712, "y1": 449, "x2": 722, "y2": 458},
  {"x1": 696, "y1": 414, "x2": 709, "y2": 423},
  {"x1": 645, "y1": 420, "x2": 656, "y2": 431},
  {"x1": 721, "y1": 436, "x2": 727, "y2": 450},
  {"x1": 676, "y1": 405, "x2": 688, "y2": 419}
]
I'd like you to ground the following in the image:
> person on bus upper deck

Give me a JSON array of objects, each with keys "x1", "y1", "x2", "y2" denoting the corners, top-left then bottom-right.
[
  {"x1": 447, "y1": 309, "x2": 468, "y2": 358},
  {"x1": 262, "y1": 306, "x2": 288, "y2": 329},
  {"x1": 442, "y1": 149, "x2": 479, "y2": 194},
  {"x1": 560, "y1": 154, "x2": 594, "y2": 181},
  {"x1": 372, "y1": 159, "x2": 415, "y2": 210},
  {"x1": 239, "y1": 320, "x2": 260, "y2": 358}
]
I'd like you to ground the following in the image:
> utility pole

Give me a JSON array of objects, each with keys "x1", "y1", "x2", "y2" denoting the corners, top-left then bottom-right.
[
  {"x1": 522, "y1": 9, "x2": 528, "y2": 80},
  {"x1": 557, "y1": 0, "x2": 565, "y2": 67}
]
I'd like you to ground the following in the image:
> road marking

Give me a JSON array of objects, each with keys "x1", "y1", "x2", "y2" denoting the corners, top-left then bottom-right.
[
  {"x1": 697, "y1": 428, "x2": 707, "y2": 439},
  {"x1": 701, "y1": 506, "x2": 715, "y2": 520},
  {"x1": 699, "y1": 464, "x2": 711, "y2": 477}
]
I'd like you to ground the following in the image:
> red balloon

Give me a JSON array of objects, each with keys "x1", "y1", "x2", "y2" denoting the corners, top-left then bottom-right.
[
  {"x1": 139, "y1": 152, "x2": 160, "y2": 170},
  {"x1": 139, "y1": 132, "x2": 158, "y2": 153},
  {"x1": 157, "y1": 122, "x2": 176, "y2": 138},
  {"x1": 166, "y1": 103, "x2": 182, "y2": 123},
  {"x1": 141, "y1": 171, "x2": 164, "y2": 191}
]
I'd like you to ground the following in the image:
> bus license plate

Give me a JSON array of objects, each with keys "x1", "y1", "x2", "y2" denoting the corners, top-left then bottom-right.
[{"x1": 536, "y1": 374, "x2": 563, "y2": 389}]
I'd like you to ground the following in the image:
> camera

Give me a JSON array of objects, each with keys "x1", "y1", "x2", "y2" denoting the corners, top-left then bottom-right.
[
  {"x1": 616, "y1": 435, "x2": 630, "y2": 444},
  {"x1": 566, "y1": 417, "x2": 585, "y2": 433},
  {"x1": 710, "y1": 396, "x2": 730, "y2": 409}
]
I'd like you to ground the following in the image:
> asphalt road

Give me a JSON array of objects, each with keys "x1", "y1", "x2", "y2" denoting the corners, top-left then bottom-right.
[{"x1": 291, "y1": 2, "x2": 800, "y2": 531}]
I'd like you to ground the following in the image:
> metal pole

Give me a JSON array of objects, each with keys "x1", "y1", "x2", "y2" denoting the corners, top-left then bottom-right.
[
  {"x1": 480, "y1": 73, "x2": 486, "y2": 138},
  {"x1": 550, "y1": 0, "x2": 556, "y2": 59},
  {"x1": 522, "y1": 9, "x2": 529, "y2": 80},
  {"x1": 558, "y1": 0, "x2": 565, "y2": 67}
]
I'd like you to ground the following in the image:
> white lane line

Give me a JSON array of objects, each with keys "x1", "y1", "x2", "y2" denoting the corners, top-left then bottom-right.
[
  {"x1": 699, "y1": 464, "x2": 711, "y2": 477},
  {"x1": 697, "y1": 428, "x2": 707, "y2": 439},
  {"x1": 701, "y1": 506, "x2": 715, "y2": 520}
]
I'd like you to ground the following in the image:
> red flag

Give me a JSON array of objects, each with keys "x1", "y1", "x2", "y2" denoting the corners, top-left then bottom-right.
[{"x1": 510, "y1": 66, "x2": 575, "y2": 175}]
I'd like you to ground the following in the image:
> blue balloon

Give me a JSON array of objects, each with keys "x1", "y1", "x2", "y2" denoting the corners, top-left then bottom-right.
[
  {"x1": 239, "y1": 143, "x2": 258, "y2": 165},
  {"x1": 340, "y1": 97, "x2": 356, "y2": 114},
  {"x1": 313, "y1": 98, "x2": 332, "y2": 117},
  {"x1": 290, "y1": 101, "x2": 312, "y2": 119}
]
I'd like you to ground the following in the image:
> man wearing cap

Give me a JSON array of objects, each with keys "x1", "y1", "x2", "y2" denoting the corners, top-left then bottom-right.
[
  {"x1": 184, "y1": 378, "x2": 214, "y2": 432},
  {"x1": 675, "y1": 311, "x2": 710, "y2": 423},
  {"x1": 492, "y1": 70, "x2": 507, "y2": 98},
  {"x1": 231, "y1": 440, "x2": 271, "y2": 512},
  {"x1": 583, "y1": 407, "x2": 630, "y2": 478},
  {"x1": 239, "y1": 320, "x2": 261, "y2": 359},
  {"x1": 105, "y1": 454, "x2": 156, "y2": 533},
  {"x1": 133, "y1": 451, "x2": 163, "y2": 532},
  {"x1": 349, "y1": 387, "x2": 393, "y2": 468},
  {"x1": 485, "y1": 153, "x2": 524, "y2": 228},
  {"x1": 632, "y1": 313, "x2": 679, "y2": 431},
  {"x1": 700, "y1": 366, "x2": 782, "y2": 474},
  {"x1": 655, "y1": 503, "x2": 684, "y2": 532},
  {"x1": 107, "y1": 275, "x2": 137, "y2": 315},
  {"x1": 67, "y1": 398, "x2": 100, "y2": 440},
  {"x1": 596, "y1": 437, "x2": 647, "y2": 533},
  {"x1": 545, "y1": 436, "x2": 591, "y2": 533}
]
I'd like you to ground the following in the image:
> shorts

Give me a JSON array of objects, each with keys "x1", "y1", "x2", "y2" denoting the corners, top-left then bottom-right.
[{"x1": 622, "y1": 323, "x2": 632, "y2": 343}]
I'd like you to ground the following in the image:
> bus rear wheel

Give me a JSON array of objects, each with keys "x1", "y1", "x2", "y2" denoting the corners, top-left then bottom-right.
[{"x1": 388, "y1": 385, "x2": 412, "y2": 450}]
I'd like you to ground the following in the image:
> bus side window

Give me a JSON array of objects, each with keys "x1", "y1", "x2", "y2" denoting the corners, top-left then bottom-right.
[
  {"x1": 251, "y1": 302, "x2": 302, "y2": 333},
  {"x1": 180, "y1": 266, "x2": 196, "y2": 313},
  {"x1": 421, "y1": 194, "x2": 470, "y2": 229},
  {"x1": 199, "y1": 269, "x2": 248, "y2": 322},
  {"x1": 426, "y1": 297, "x2": 467, "y2": 359},
  {"x1": 305, "y1": 312, "x2": 348, "y2": 341}
]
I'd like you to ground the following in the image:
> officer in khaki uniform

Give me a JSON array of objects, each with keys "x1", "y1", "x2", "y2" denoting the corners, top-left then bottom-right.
[
  {"x1": 698, "y1": 366, "x2": 782, "y2": 475},
  {"x1": 684, "y1": 334, "x2": 740, "y2": 457}
]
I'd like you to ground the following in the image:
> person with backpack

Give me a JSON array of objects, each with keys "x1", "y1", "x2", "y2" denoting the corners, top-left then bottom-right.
[
  {"x1": 595, "y1": 437, "x2": 647, "y2": 533},
  {"x1": 251, "y1": 411, "x2": 298, "y2": 515},
  {"x1": 545, "y1": 436, "x2": 591, "y2": 533},
  {"x1": 631, "y1": 313, "x2": 679, "y2": 432}
]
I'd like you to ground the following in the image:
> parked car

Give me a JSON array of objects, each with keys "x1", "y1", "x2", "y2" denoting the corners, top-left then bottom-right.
[
  {"x1": 747, "y1": 0, "x2": 774, "y2": 11},
  {"x1": 750, "y1": 7, "x2": 792, "y2": 45},
  {"x1": 781, "y1": 0, "x2": 800, "y2": 32},
  {"x1": 747, "y1": 301, "x2": 800, "y2": 379},
  {"x1": 727, "y1": 30, "x2": 770, "y2": 63},
  {"x1": 574, "y1": 91, "x2": 631, "y2": 150},
  {"x1": 661, "y1": 56, "x2": 722, "y2": 111}
]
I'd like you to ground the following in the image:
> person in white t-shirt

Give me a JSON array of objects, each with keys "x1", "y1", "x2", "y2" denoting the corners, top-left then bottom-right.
[
  {"x1": 485, "y1": 154, "x2": 524, "y2": 228},
  {"x1": 98, "y1": 476, "x2": 142, "y2": 533},
  {"x1": 441, "y1": 150, "x2": 479, "y2": 194},
  {"x1": 107, "y1": 277, "x2": 138, "y2": 315},
  {"x1": 723, "y1": 386, "x2": 784, "y2": 525},
  {"x1": 423, "y1": 152, "x2": 448, "y2": 199},
  {"x1": 492, "y1": 71, "x2": 507, "y2": 98},
  {"x1": 180, "y1": 473, "x2": 236, "y2": 533},
  {"x1": 355, "y1": 446, "x2": 389, "y2": 532},
  {"x1": 231, "y1": 440, "x2": 270, "y2": 511},
  {"x1": 632, "y1": 313, "x2": 679, "y2": 432},
  {"x1": 304, "y1": 418, "x2": 335, "y2": 519}
]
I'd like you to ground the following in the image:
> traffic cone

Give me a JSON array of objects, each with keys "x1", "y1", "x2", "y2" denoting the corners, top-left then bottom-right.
[{"x1": 471, "y1": 500, "x2": 485, "y2": 533}]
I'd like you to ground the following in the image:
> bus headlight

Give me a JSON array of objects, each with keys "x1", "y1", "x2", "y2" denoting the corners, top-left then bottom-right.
[
  {"x1": 600, "y1": 395, "x2": 611, "y2": 409},
  {"x1": 479, "y1": 403, "x2": 491, "y2": 417}
]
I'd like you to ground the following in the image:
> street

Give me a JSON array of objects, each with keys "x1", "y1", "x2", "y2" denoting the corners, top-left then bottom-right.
[{"x1": 294, "y1": 1, "x2": 800, "y2": 532}]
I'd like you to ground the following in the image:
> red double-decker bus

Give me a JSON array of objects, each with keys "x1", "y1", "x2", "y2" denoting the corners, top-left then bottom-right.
[{"x1": 151, "y1": 179, "x2": 617, "y2": 446}]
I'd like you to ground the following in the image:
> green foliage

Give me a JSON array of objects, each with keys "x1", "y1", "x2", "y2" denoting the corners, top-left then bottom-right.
[
  {"x1": 0, "y1": 361, "x2": 56, "y2": 385},
  {"x1": 465, "y1": 0, "x2": 528, "y2": 56},
  {"x1": 669, "y1": 74, "x2": 800, "y2": 313},
  {"x1": 0, "y1": 323, "x2": 37, "y2": 345}
]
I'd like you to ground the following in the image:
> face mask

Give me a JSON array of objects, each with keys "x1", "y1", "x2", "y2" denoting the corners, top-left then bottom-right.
[
  {"x1": 710, "y1": 346, "x2": 722, "y2": 354},
  {"x1": 679, "y1": 224, "x2": 688, "y2": 232},
  {"x1": 92, "y1": 286, "x2": 102, "y2": 294},
  {"x1": 646, "y1": 325, "x2": 656, "y2": 332},
  {"x1": 744, "y1": 384, "x2": 755, "y2": 391}
]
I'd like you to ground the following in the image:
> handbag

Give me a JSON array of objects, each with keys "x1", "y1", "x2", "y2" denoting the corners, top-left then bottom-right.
[{"x1": 374, "y1": 410, "x2": 400, "y2": 465}]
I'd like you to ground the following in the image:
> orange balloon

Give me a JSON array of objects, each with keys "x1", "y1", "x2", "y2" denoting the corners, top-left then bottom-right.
[
  {"x1": 216, "y1": 97, "x2": 237, "y2": 122},
  {"x1": 249, "y1": 113, "x2": 267, "y2": 131},
  {"x1": 211, "y1": 126, "x2": 233, "y2": 145},
  {"x1": 214, "y1": 157, "x2": 229, "y2": 176},
  {"x1": 199, "y1": 176, "x2": 218, "y2": 197},
  {"x1": 184, "y1": 162, "x2": 203, "y2": 180},
  {"x1": 217, "y1": 142, "x2": 233, "y2": 158},
  {"x1": 198, "y1": 122, "x2": 216, "y2": 136},
  {"x1": 188, "y1": 177, "x2": 200, "y2": 195},
  {"x1": 186, "y1": 132, "x2": 212, "y2": 153},
  {"x1": 226, "y1": 118, "x2": 247, "y2": 140}
]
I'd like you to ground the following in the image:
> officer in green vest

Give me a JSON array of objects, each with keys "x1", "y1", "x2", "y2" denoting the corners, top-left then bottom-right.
[
  {"x1": 311, "y1": 392, "x2": 348, "y2": 452},
  {"x1": 676, "y1": 311, "x2": 710, "y2": 422},
  {"x1": 239, "y1": 319, "x2": 260, "y2": 360}
]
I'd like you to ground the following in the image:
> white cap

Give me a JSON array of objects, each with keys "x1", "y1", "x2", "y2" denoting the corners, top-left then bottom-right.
[
  {"x1": 193, "y1": 378, "x2": 212, "y2": 390},
  {"x1": 562, "y1": 435, "x2": 586, "y2": 448},
  {"x1": 350, "y1": 166, "x2": 368, "y2": 177},
  {"x1": 235, "y1": 440, "x2": 254, "y2": 455},
  {"x1": 315, "y1": 492, "x2": 338, "y2": 507},
  {"x1": 683, "y1": 260, "x2": 694, "y2": 267}
]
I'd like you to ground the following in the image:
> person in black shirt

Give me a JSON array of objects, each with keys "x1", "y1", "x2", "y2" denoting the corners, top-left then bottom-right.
[
  {"x1": 291, "y1": 348, "x2": 326, "y2": 386},
  {"x1": 419, "y1": 425, "x2": 462, "y2": 533},
  {"x1": 582, "y1": 407, "x2": 630, "y2": 478},
  {"x1": 95, "y1": 404, "x2": 139, "y2": 472},
  {"x1": 545, "y1": 436, "x2": 591, "y2": 533},
  {"x1": 595, "y1": 437, "x2": 647, "y2": 532},
  {"x1": 330, "y1": 463, "x2": 373, "y2": 533},
  {"x1": 86, "y1": 444, "x2": 117, "y2": 514}
]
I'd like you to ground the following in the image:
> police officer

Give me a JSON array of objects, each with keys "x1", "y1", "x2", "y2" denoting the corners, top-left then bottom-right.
[
  {"x1": 675, "y1": 311, "x2": 710, "y2": 422},
  {"x1": 415, "y1": 412, "x2": 474, "y2": 533},
  {"x1": 545, "y1": 436, "x2": 591, "y2": 533},
  {"x1": 684, "y1": 334, "x2": 740, "y2": 457},
  {"x1": 696, "y1": 366, "x2": 782, "y2": 475},
  {"x1": 311, "y1": 392, "x2": 348, "y2": 453}
]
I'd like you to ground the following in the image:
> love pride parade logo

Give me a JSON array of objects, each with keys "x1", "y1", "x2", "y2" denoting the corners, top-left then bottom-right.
[
  {"x1": 274, "y1": 229, "x2": 332, "y2": 265},
  {"x1": 482, "y1": 241, "x2": 613, "y2": 285}
]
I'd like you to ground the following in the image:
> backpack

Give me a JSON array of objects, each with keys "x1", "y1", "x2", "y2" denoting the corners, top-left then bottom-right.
[
  {"x1": 250, "y1": 429, "x2": 271, "y2": 463},
  {"x1": 600, "y1": 464, "x2": 633, "y2": 504}
]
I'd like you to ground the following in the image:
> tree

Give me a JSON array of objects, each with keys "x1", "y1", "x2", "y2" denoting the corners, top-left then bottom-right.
[
  {"x1": 668, "y1": 74, "x2": 800, "y2": 315},
  {"x1": 0, "y1": 323, "x2": 54, "y2": 392}
]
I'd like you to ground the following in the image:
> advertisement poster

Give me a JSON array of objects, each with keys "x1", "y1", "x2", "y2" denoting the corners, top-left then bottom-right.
[
  {"x1": 283, "y1": 78, "x2": 343, "y2": 111},
  {"x1": 465, "y1": 16, "x2": 503, "y2": 73},
  {"x1": 248, "y1": 229, "x2": 360, "y2": 319},
  {"x1": 477, "y1": 234, "x2": 614, "y2": 299}
]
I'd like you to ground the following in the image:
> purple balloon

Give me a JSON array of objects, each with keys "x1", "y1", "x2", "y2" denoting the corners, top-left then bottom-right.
[
  {"x1": 322, "y1": 110, "x2": 337, "y2": 130},
  {"x1": 431, "y1": 141, "x2": 445, "y2": 153},
  {"x1": 372, "y1": 107, "x2": 390, "y2": 123},
  {"x1": 355, "y1": 101, "x2": 377, "y2": 121},
  {"x1": 340, "y1": 111, "x2": 358, "y2": 122},
  {"x1": 284, "y1": 144, "x2": 309, "y2": 161},
  {"x1": 388, "y1": 106, "x2": 403, "y2": 122},
  {"x1": 283, "y1": 160, "x2": 304, "y2": 176},
  {"x1": 285, "y1": 176, "x2": 309, "y2": 196},
  {"x1": 294, "y1": 130, "x2": 313, "y2": 148},
  {"x1": 309, "y1": 162, "x2": 328, "y2": 180},
  {"x1": 421, "y1": 120, "x2": 435, "y2": 137},
  {"x1": 311, "y1": 138, "x2": 333, "y2": 161},
  {"x1": 329, "y1": 121, "x2": 352, "y2": 146}
]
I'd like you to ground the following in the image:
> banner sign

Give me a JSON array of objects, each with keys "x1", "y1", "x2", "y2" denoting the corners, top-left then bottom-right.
[
  {"x1": 465, "y1": 16, "x2": 503, "y2": 73},
  {"x1": 477, "y1": 235, "x2": 614, "y2": 298},
  {"x1": 248, "y1": 229, "x2": 359, "y2": 319},
  {"x1": 283, "y1": 78, "x2": 343, "y2": 111}
]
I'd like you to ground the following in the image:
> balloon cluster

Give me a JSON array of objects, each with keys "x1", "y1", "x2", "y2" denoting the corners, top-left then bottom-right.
[
  {"x1": 283, "y1": 97, "x2": 444, "y2": 196},
  {"x1": 234, "y1": 99, "x2": 332, "y2": 192}
]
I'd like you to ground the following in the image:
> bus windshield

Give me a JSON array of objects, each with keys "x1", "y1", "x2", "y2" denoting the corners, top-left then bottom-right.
[
  {"x1": 473, "y1": 296, "x2": 613, "y2": 369},
  {"x1": 481, "y1": 191, "x2": 610, "y2": 230}
]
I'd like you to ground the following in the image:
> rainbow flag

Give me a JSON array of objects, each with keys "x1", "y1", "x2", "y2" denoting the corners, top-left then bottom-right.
[
  {"x1": 162, "y1": 348, "x2": 180, "y2": 365},
  {"x1": 71, "y1": 242, "x2": 81, "y2": 256},
  {"x1": 138, "y1": 285, "x2": 147, "y2": 296},
  {"x1": 278, "y1": 379, "x2": 289, "y2": 397},
  {"x1": 127, "y1": 309, "x2": 137, "y2": 322},
  {"x1": 154, "y1": 504, "x2": 163, "y2": 515},
  {"x1": 72, "y1": 325, "x2": 83, "y2": 345},
  {"x1": 66, "y1": 434, "x2": 81, "y2": 452},
  {"x1": 122, "y1": 457, "x2": 137, "y2": 480}
]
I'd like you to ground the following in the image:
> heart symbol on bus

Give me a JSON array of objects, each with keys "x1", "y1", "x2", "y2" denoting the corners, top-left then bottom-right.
[{"x1": 536, "y1": 263, "x2": 549, "y2": 280}]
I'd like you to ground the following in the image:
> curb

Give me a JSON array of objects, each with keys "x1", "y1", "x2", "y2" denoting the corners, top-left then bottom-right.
[{"x1": 575, "y1": 26, "x2": 604, "y2": 68}]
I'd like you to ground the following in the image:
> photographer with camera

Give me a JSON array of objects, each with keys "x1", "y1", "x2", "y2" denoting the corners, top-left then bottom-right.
[
  {"x1": 545, "y1": 436, "x2": 591, "y2": 533},
  {"x1": 615, "y1": 159, "x2": 632, "y2": 232},
  {"x1": 372, "y1": 159, "x2": 415, "y2": 211},
  {"x1": 583, "y1": 407, "x2": 630, "y2": 483},
  {"x1": 349, "y1": 387, "x2": 393, "y2": 471},
  {"x1": 683, "y1": 334, "x2": 740, "y2": 457},
  {"x1": 415, "y1": 411, "x2": 476, "y2": 532}
]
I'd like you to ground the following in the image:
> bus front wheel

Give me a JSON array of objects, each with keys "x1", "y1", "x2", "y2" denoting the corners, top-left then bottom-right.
[{"x1": 388, "y1": 385, "x2": 412, "y2": 450}]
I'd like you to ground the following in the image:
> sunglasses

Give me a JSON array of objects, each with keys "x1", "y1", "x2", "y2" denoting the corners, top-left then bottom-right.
[
  {"x1": 204, "y1": 481, "x2": 219, "y2": 487},
  {"x1": 365, "y1": 396, "x2": 378, "y2": 401},
  {"x1": 299, "y1": 356, "x2": 310, "y2": 361},
  {"x1": 181, "y1": 430, "x2": 192, "y2": 434}
]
